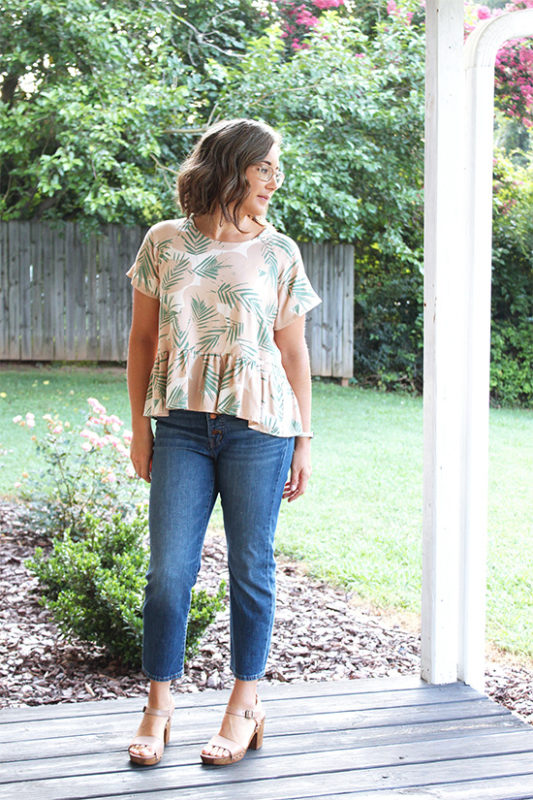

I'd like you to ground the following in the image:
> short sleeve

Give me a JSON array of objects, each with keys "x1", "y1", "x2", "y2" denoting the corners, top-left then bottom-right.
[
  {"x1": 125, "y1": 229, "x2": 160, "y2": 299},
  {"x1": 274, "y1": 243, "x2": 321, "y2": 330}
]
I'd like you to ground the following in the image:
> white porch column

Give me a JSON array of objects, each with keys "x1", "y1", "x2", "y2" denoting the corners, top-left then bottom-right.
[
  {"x1": 421, "y1": 0, "x2": 467, "y2": 685},
  {"x1": 459, "y1": 9, "x2": 533, "y2": 690}
]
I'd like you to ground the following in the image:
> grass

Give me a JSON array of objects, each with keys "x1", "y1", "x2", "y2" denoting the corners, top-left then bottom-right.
[{"x1": 1, "y1": 364, "x2": 531, "y2": 658}]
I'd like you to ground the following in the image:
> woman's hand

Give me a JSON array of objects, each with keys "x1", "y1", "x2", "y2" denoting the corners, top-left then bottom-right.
[
  {"x1": 283, "y1": 438, "x2": 312, "y2": 502},
  {"x1": 129, "y1": 420, "x2": 154, "y2": 483}
]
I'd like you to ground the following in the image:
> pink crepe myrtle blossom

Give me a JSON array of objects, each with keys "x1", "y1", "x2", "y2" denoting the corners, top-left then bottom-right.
[
  {"x1": 275, "y1": 0, "x2": 344, "y2": 51},
  {"x1": 464, "y1": 0, "x2": 533, "y2": 128},
  {"x1": 313, "y1": 0, "x2": 344, "y2": 7},
  {"x1": 386, "y1": 0, "x2": 413, "y2": 25},
  {"x1": 295, "y1": 8, "x2": 319, "y2": 25}
]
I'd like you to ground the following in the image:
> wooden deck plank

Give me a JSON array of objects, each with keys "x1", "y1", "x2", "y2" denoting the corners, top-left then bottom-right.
[
  {"x1": 2, "y1": 750, "x2": 533, "y2": 800},
  {"x1": 0, "y1": 677, "x2": 430, "y2": 721},
  {"x1": 285, "y1": 780, "x2": 533, "y2": 800},
  {"x1": 1, "y1": 708, "x2": 523, "y2": 763},
  {"x1": 2, "y1": 728, "x2": 533, "y2": 786},
  {"x1": 0, "y1": 680, "x2": 531, "y2": 800},
  {"x1": 0, "y1": 680, "x2": 487, "y2": 728},
  {"x1": 0, "y1": 695, "x2": 510, "y2": 745}
]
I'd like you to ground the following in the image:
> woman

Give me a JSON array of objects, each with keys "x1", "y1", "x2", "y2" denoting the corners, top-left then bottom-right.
[{"x1": 126, "y1": 118, "x2": 321, "y2": 767}]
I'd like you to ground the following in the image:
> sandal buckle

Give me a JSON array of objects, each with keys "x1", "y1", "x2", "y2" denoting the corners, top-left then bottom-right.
[{"x1": 244, "y1": 709, "x2": 254, "y2": 719}]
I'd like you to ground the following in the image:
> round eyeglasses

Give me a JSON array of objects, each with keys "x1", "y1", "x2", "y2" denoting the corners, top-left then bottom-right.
[{"x1": 252, "y1": 163, "x2": 285, "y2": 187}]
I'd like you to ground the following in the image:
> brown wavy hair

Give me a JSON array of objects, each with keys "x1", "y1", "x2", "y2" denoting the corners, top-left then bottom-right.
[{"x1": 176, "y1": 118, "x2": 281, "y2": 231}]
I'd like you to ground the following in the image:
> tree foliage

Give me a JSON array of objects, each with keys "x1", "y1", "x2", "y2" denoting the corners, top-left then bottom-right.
[
  {"x1": 1, "y1": 0, "x2": 531, "y2": 403},
  {"x1": 0, "y1": 0, "x2": 265, "y2": 223}
]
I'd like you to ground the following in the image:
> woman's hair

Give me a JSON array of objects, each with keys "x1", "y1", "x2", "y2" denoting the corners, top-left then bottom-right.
[{"x1": 176, "y1": 118, "x2": 281, "y2": 231}]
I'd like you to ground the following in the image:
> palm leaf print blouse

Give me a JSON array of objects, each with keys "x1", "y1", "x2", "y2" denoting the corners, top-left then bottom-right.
[{"x1": 126, "y1": 216, "x2": 322, "y2": 437}]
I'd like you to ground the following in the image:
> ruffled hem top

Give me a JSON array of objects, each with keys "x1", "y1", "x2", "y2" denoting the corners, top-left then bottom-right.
[{"x1": 126, "y1": 217, "x2": 322, "y2": 437}]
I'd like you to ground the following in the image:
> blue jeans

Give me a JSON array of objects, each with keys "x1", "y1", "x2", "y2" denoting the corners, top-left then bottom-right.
[{"x1": 143, "y1": 410, "x2": 295, "y2": 682}]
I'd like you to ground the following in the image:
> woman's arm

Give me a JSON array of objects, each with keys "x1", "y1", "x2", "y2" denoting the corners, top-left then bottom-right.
[
  {"x1": 126, "y1": 289, "x2": 160, "y2": 483},
  {"x1": 274, "y1": 315, "x2": 313, "y2": 502}
]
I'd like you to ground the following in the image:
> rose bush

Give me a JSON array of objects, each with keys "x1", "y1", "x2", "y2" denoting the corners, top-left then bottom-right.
[{"x1": 13, "y1": 397, "x2": 146, "y2": 539}]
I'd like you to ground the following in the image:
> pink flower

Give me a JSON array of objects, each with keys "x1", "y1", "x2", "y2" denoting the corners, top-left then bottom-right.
[
  {"x1": 477, "y1": 5, "x2": 492, "y2": 19},
  {"x1": 87, "y1": 397, "x2": 106, "y2": 415},
  {"x1": 313, "y1": 0, "x2": 344, "y2": 7},
  {"x1": 387, "y1": 0, "x2": 397, "y2": 14},
  {"x1": 295, "y1": 9, "x2": 319, "y2": 25},
  {"x1": 12, "y1": 415, "x2": 23, "y2": 424},
  {"x1": 81, "y1": 441, "x2": 92, "y2": 452}
]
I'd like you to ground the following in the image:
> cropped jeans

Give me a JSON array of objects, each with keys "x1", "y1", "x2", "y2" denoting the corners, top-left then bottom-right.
[{"x1": 142, "y1": 409, "x2": 294, "y2": 682}]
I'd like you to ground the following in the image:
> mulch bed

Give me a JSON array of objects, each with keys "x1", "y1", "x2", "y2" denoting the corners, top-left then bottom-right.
[{"x1": 0, "y1": 498, "x2": 531, "y2": 725}]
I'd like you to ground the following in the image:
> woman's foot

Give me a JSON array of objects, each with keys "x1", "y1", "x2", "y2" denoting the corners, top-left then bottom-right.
[
  {"x1": 129, "y1": 686, "x2": 174, "y2": 765},
  {"x1": 201, "y1": 696, "x2": 265, "y2": 765}
]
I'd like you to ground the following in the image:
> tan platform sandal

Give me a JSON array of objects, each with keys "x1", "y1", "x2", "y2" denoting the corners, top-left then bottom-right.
[
  {"x1": 128, "y1": 701, "x2": 174, "y2": 766},
  {"x1": 200, "y1": 697, "x2": 265, "y2": 766}
]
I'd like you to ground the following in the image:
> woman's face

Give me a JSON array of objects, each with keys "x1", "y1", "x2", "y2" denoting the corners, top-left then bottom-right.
[{"x1": 241, "y1": 143, "x2": 282, "y2": 219}]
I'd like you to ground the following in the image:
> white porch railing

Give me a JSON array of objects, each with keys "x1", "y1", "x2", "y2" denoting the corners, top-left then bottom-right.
[{"x1": 422, "y1": 3, "x2": 533, "y2": 690}]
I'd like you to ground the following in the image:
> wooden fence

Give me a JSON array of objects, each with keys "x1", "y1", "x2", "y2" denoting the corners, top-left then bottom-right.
[{"x1": 0, "y1": 221, "x2": 353, "y2": 379}]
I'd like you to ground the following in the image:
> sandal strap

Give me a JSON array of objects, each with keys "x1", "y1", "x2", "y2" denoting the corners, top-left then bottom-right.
[
  {"x1": 142, "y1": 704, "x2": 173, "y2": 719},
  {"x1": 225, "y1": 698, "x2": 263, "y2": 721},
  {"x1": 207, "y1": 733, "x2": 245, "y2": 758}
]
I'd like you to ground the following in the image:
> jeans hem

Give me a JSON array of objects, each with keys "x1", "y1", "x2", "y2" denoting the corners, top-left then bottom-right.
[
  {"x1": 230, "y1": 668, "x2": 265, "y2": 681},
  {"x1": 142, "y1": 667, "x2": 184, "y2": 681}
]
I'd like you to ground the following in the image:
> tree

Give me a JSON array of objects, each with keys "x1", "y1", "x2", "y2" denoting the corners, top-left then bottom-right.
[{"x1": 0, "y1": 0, "x2": 265, "y2": 224}]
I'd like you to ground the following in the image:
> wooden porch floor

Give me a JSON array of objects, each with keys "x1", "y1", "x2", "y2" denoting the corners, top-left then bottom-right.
[{"x1": 1, "y1": 677, "x2": 533, "y2": 800}]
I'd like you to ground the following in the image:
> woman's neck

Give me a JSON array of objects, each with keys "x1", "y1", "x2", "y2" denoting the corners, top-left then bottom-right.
[{"x1": 192, "y1": 213, "x2": 265, "y2": 243}]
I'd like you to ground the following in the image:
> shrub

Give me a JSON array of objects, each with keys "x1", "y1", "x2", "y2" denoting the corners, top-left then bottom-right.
[
  {"x1": 13, "y1": 397, "x2": 145, "y2": 539},
  {"x1": 353, "y1": 266, "x2": 424, "y2": 393},
  {"x1": 490, "y1": 321, "x2": 533, "y2": 407},
  {"x1": 27, "y1": 509, "x2": 226, "y2": 669}
]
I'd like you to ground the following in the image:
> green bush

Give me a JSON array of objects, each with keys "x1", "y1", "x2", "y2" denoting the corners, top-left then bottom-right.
[
  {"x1": 490, "y1": 320, "x2": 533, "y2": 407},
  {"x1": 353, "y1": 266, "x2": 424, "y2": 393},
  {"x1": 27, "y1": 509, "x2": 226, "y2": 669}
]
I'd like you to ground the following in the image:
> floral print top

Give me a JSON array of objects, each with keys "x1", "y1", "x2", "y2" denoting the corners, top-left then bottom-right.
[{"x1": 126, "y1": 216, "x2": 321, "y2": 437}]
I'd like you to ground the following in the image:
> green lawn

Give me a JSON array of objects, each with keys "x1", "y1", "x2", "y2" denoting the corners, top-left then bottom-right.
[{"x1": 1, "y1": 364, "x2": 531, "y2": 657}]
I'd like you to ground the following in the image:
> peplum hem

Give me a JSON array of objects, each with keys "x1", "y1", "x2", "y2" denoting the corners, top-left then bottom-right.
[{"x1": 143, "y1": 349, "x2": 303, "y2": 438}]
